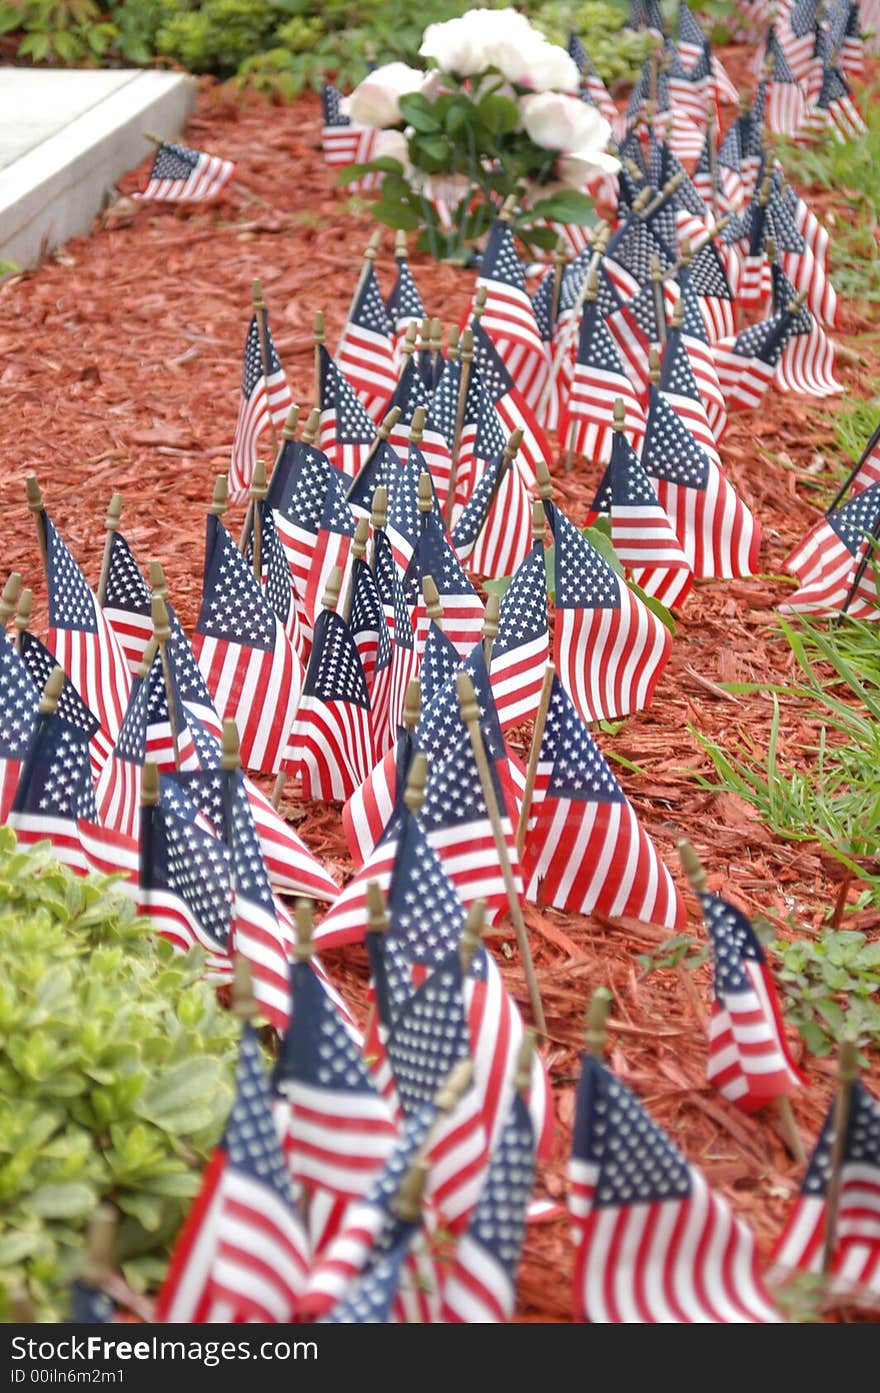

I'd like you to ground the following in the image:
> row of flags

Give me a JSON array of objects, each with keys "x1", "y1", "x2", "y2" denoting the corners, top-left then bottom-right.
[{"x1": 7, "y1": 0, "x2": 880, "y2": 1323}]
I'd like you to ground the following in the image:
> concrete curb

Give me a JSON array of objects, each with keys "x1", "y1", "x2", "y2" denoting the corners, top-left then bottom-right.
[{"x1": 0, "y1": 69, "x2": 196, "y2": 269}]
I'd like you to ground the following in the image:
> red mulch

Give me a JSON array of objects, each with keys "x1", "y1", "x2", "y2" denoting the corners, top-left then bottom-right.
[{"x1": 1, "y1": 44, "x2": 878, "y2": 1323}]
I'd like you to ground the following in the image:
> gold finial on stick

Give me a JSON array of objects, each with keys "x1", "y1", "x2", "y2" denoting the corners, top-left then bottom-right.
[
  {"x1": 371, "y1": 484, "x2": 388, "y2": 533},
  {"x1": 585, "y1": 987, "x2": 613, "y2": 1057},
  {"x1": 221, "y1": 719, "x2": 241, "y2": 772},
  {"x1": 39, "y1": 666, "x2": 64, "y2": 717},
  {"x1": 293, "y1": 899, "x2": 315, "y2": 961},
  {"x1": 677, "y1": 839, "x2": 708, "y2": 895},
  {"x1": 532, "y1": 498, "x2": 546, "y2": 542},
  {"x1": 352, "y1": 516, "x2": 370, "y2": 562},
  {"x1": 612, "y1": 398, "x2": 627, "y2": 432},
  {"x1": 648, "y1": 346, "x2": 661, "y2": 384},
  {"x1": 417, "y1": 471, "x2": 434, "y2": 516},
  {"x1": 13, "y1": 587, "x2": 31, "y2": 646},
  {"x1": 366, "y1": 881, "x2": 389, "y2": 935},
  {"x1": 422, "y1": 575, "x2": 443, "y2": 624},
  {"x1": 403, "y1": 751, "x2": 428, "y2": 815},
  {"x1": 0, "y1": 572, "x2": 22, "y2": 626},
  {"x1": 460, "y1": 899, "x2": 486, "y2": 974},
  {"x1": 301, "y1": 406, "x2": 321, "y2": 445},
  {"x1": 232, "y1": 956, "x2": 259, "y2": 1022},
  {"x1": 209, "y1": 475, "x2": 228, "y2": 517},
  {"x1": 282, "y1": 404, "x2": 300, "y2": 440},
  {"x1": 321, "y1": 565, "x2": 342, "y2": 612},
  {"x1": 141, "y1": 761, "x2": 160, "y2": 807},
  {"x1": 25, "y1": 475, "x2": 44, "y2": 515},
  {"x1": 409, "y1": 405, "x2": 425, "y2": 446},
  {"x1": 149, "y1": 560, "x2": 167, "y2": 597},
  {"x1": 536, "y1": 459, "x2": 553, "y2": 500},
  {"x1": 403, "y1": 678, "x2": 421, "y2": 731}
]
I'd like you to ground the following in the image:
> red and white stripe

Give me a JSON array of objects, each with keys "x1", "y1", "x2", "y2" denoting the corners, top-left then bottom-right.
[
  {"x1": 771, "y1": 1171, "x2": 880, "y2": 1302},
  {"x1": 102, "y1": 605, "x2": 153, "y2": 676},
  {"x1": 569, "y1": 1161, "x2": 782, "y2": 1322},
  {"x1": 48, "y1": 615, "x2": 130, "y2": 750},
  {"x1": 285, "y1": 690, "x2": 374, "y2": 803},
  {"x1": 712, "y1": 339, "x2": 778, "y2": 411},
  {"x1": 336, "y1": 323, "x2": 397, "y2": 424},
  {"x1": 473, "y1": 282, "x2": 550, "y2": 414},
  {"x1": 708, "y1": 959, "x2": 804, "y2": 1111},
  {"x1": 553, "y1": 586, "x2": 671, "y2": 725},
  {"x1": 651, "y1": 460, "x2": 760, "y2": 580},
  {"x1": 563, "y1": 364, "x2": 646, "y2": 465},
  {"x1": 192, "y1": 619, "x2": 302, "y2": 775},
  {"x1": 276, "y1": 1082, "x2": 398, "y2": 1202},
  {"x1": 611, "y1": 502, "x2": 695, "y2": 608},
  {"x1": 229, "y1": 369, "x2": 292, "y2": 504},
  {"x1": 775, "y1": 321, "x2": 842, "y2": 397}
]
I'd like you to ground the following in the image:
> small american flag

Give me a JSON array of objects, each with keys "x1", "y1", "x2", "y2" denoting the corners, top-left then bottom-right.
[
  {"x1": 568, "y1": 31, "x2": 619, "y2": 124},
  {"x1": 385, "y1": 254, "x2": 426, "y2": 358},
  {"x1": 776, "y1": 180, "x2": 838, "y2": 330},
  {"x1": 408, "y1": 511, "x2": 485, "y2": 658},
  {"x1": 713, "y1": 306, "x2": 808, "y2": 412},
  {"x1": 659, "y1": 317, "x2": 722, "y2": 467},
  {"x1": 317, "y1": 345, "x2": 378, "y2": 478},
  {"x1": 341, "y1": 731, "x2": 416, "y2": 871},
  {"x1": 569, "y1": 1053, "x2": 782, "y2": 1322},
  {"x1": 336, "y1": 265, "x2": 397, "y2": 422},
  {"x1": 387, "y1": 356, "x2": 455, "y2": 514},
  {"x1": 780, "y1": 481, "x2": 880, "y2": 616},
  {"x1": 776, "y1": 0, "x2": 822, "y2": 81},
  {"x1": 192, "y1": 515, "x2": 303, "y2": 774},
  {"x1": 809, "y1": 57, "x2": 867, "y2": 143},
  {"x1": 699, "y1": 889, "x2": 804, "y2": 1111},
  {"x1": 273, "y1": 954, "x2": 398, "y2": 1216},
  {"x1": 675, "y1": 275, "x2": 729, "y2": 441},
  {"x1": 156, "y1": 1025, "x2": 310, "y2": 1322},
  {"x1": 268, "y1": 438, "x2": 355, "y2": 632},
  {"x1": 488, "y1": 543, "x2": 549, "y2": 731},
  {"x1": 770, "y1": 262, "x2": 841, "y2": 398},
  {"x1": 562, "y1": 297, "x2": 646, "y2": 465},
  {"x1": 764, "y1": 32, "x2": 809, "y2": 137},
  {"x1": 546, "y1": 499, "x2": 672, "y2": 725},
  {"x1": 452, "y1": 447, "x2": 533, "y2": 581},
  {"x1": 384, "y1": 441, "x2": 439, "y2": 575},
  {"x1": 442, "y1": 1090, "x2": 536, "y2": 1322},
  {"x1": 44, "y1": 513, "x2": 131, "y2": 747},
  {"x1": 135, "y1": 138, "x2": 234, "y2": 203},
  {"x1": 228, "y1": 313, "x2": 292, "y2": 502},
  {"x1": 17, "y1": 628, "x2": 110, "y2": 782},
  {"x1": 321, "y1": 84, "x2": 381, "y2": 189},
  {"x1": 284, "y1": 605, "x2": 373, "y2": 801},
  {"x1": 100, "y1": 530, "x2": 153, "y2": 675},
  {"x1": 523, "y1": 674, "x2": 685, "y2": 929},
  {"x1": 609, "y1": 426, "x2": 694, "y2": 609},
  {"x1": 642, "y1": 381, "x2": 761, "y2": 580},
  {"x1": 470, "y1": 322, "x2": 551, "y2": 491},
  {"x1": 0, "y1": 633, "x2": 38, "y2": 822},
  {"x1": 472, "y1": 220, "x2": 550, "y2": 414},
  {"x1": 770, "y1": 1080, "x2": 880, "y2": 1303},
  {"x1": 139, "y1": 775, "x2": 233, "y2": 972}
]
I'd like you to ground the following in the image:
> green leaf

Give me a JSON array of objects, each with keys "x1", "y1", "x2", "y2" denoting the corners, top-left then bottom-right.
[
  {"x1": 336, "y1": 156, "x2": 403, "y2": 185},
  {"x1": 476, "y1": 93, "x2": 520, "y2": 135},
  {"x1": 582, "y1": 525, "x2": 624, "y2": 577},
  {"x1": 138, "y1": 1056, "x2": 228, "y2": 1130},
  {"x1": 372, "y1": 200, "x2": 423, "y2": 232},
  {"x1": 398, "y1": 92, "x2": 443, "y2": 133},
  {"x1": 526, "y1": 191, "x2": 595, "y2": 225},
  {"x1": 25, "y1": 1182, "x2": 97, "y2": 1220},
  {"x1": 627, "y1": 580, "x2": 677, "y2": 635},
  {"x1": 482, "y1": 575, "x2": 513, "y2": 597}
]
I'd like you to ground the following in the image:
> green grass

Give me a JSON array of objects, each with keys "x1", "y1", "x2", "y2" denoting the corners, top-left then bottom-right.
[{"x1": 778, "y1": 86, "x2": 880, "y2": 303}]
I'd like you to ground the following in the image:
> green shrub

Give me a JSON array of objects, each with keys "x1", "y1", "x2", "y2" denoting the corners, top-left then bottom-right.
[{"x1": 0, "y1": 827, "x2": 240, "y2": 1321}]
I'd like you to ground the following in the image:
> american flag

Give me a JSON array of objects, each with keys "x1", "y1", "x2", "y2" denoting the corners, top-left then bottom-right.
[
  {"x1": 8, "y1": 699, "x2": 137, "y2": 884},
  {"x1": 562, "y1": 296, "x2": 647, "y2": 465},
  {"x1": 546, "y1": 499, "x2": 672, "y2": 725},
  {"x1": 384, "y1": 441, "x2": 439, "y2": 575},
  {"x1": 386, "y1": 951, "x2": 489, "y2": 1233},
  {"x1": 828, "y1": 0, "x2": 864, "y2": 81},
  {"x1": 523, "y1": 675, "x2": 685, "y2": 928},
  {"x1": 765, "y1": 33, "x2": 809, "y2": 137},
  {"x1": 770, "y1": 262, "x2": 841, "y2": 398},
  {"x1": 469, "y1": 322, "x2": 550, "y2": 491},
  {"x1": 835, "y1": 421, "x2": 880, "y2": 501},
  {"x1": 320, "y1": 84, "x2": 381, "y2": 189},
  {"x1": 442, "y1": 1090, "x2": 535, "y2": 1322},
  {"x1": 675, "y1": 275, "x2": 729, "y2": 442},
  {"x1": 350, "y1": 558, "x2": 394, "y2": 756},
  {"x1": 472, "y1": 220, "x2": 550, "y2": 414},
  {"x1": 320, "y1": 1221, "x2": 425, "y2": 1323},
  {"x1": 100, "y1": 530, "x2": 153, "y2": 675},
  {"x1": 699, "y1": 889, "x2": 804, "y2": 1111},
  {"x1": 775, "y1": 181, "x2": 838, "y2": 330},
  {"x1": 713, "y1": 305, "x2": 810, "y2": 412},
  {"x1": 569, "y1": 1053, "x2": 782, "y2": 1322},
  {"x1": 17, "y1": 628, "x2": 110, "y2": 783},
  {"x1": 780, "y1": 481, "x2": 880, "y2": 616},
  {"x1": 192, "y1": 515, "x2": 303, "y2": 774},
  {"x1": 284, "y1": 605, "x2": 373, "y2": 801},
  {"x1": 659, "y1": 317, "x2": 722, "y2": 466},
  {"x1": 642, "y1": 381, "x2": 760, "y2": 579},
  {"x1": 342, "y1": 731, "x2": 416, "y2": 870},
  {"x1": 408, "y1": 511, "x2": 485, "y2": 659},
  {"x1": 777, "y1": 0, "x2": 822, "y2": 81},
  {"x1": 43, "y1": 513, "x2": 131, "y2": 748},
  {"x1": 156, "y1": 1024, "x2": 310, "y2": 1322},
  {"x1": 346, "y1": 435, "x2": 404, "y2": 523},
  {"x1": 451, "y1": 447, "x2": 533, "y2": 582},
  {"x1": 687, "y1": 236, "x2": 737, "y2": 344},
  {"x1": 430, "y1": 356, "x2": 503, "y2": 520},
  {"x1": 135, "y1": 138, "x2": 234, "y2": 203},
  {"x1": 609, "y1": 426, "x2": 694, "y2": 608},
  {"x1": 139, "y1": 774, "x2": 233, "y2": 972},
  {"x1": 488, "y1": 542, "x2": 549, "y2": 732},
  {"x1": 268, "y1": 437, "x2": 355, "y2": 632},
  {"x1": 228, "y1": 313, "x2": 292, "y2": 503},
  {"x1": 336, "y1": 265, "x2": 398, "y2": 422},
  {"x1": 676, "y1": 2, "x2": 709, "y2": 66},
  {"x1": 244, "y1": 500, "x2": 305, "y2": 653},
  {"x1": 387, "y1": 562, "x2": 419, "y2": 740},
  {"x1": 301, "y1": 1100, "x2": 441, "y2": 1320},
  {"x1": 568, "y1": 31, "x2": 619, "y2": 124},
  {"x1": 385, "y1": 253, "x2": 426, "y2": 358},
  {"x1": 386, "y1": 356, "x2": 454, "y2": 512},
  {"x1": 0, "y1": 633, "x2": 37, "y2": 822},
  {"x1": 317, "y1": 345, "x2": 378, "y2": 478},
  {"x1": 272, "y1": 954, "x2": 398, "y2": 1226},
  {"x1": 809, "y1": 58, "x2": 867, "y2": 143},
  {"x1": 770, "y1": 1080, "x2": 880, "y2": 1302}
]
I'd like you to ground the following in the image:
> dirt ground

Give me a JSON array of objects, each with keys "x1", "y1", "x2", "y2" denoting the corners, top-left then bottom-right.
[{"x1": 0, "y1": 44, "x2": 878, "y2": 1321}]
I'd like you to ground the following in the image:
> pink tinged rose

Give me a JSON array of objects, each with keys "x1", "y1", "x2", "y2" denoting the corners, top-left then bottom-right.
[{"x1": 347, "y1": 62, "x2": 426, "y2": 128}]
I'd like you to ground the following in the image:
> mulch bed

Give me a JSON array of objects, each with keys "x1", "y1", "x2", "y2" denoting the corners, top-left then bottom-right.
[{"x1": 1, "y1": 44, "x2": 878, "y2": 1322}]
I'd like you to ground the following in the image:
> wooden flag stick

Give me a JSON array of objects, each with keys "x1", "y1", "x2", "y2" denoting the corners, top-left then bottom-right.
[
  {"x1": 550, "y1": 235, "x2": 568, "y2": 331},
  {"x1": 585, "y1": 986, "x2": 613, "y2": 1057},
  {"x1": 238, "y1": 406, "x2": 299, "y2": 550},
  {"x1": 515, "y1": 663, "x2": 556, "y2": 859},
  {"x1": 313, "y1": 311, "x2": 325, "y2": 414},
  {"x1": 369, "y1": 485, "x2": 388, "y2": 573},
  {"x1": 516, "y1": 1028, "x2": 537, "y2": 1098},
  {"x1": 0, "y1": 573, "x2": 22, "y2": 628},
  {"x1": 97, "y1": 492, "x2": 123, "y2": 607},
  {"x1": 482, "y1": 593, "x2": 500, "y2": 668},
  {"x1": 429, "y1": 317, "x2": 443, "y2": 390},
  {"x1": 345, "y1": 230, "x2": 381, "y2": 326},
  {"x1": 151, "y1": 595, "x2": 181, "y2": 771},
  {"x1": 456, "y1": 671, "x2": 546, "y2": 1036},
  {"x1": 25, "y1": 476, "x2": 48, "y2": 575},
  {"x1": 564, "y1": 267, "x2": 602, "y2": 472},
  {"x1": 301, "y1": 405, "x2": 320, "y2": 446},
  {"x1": 39, "y1": 665, "x2": 64, "y2": 718},
  {"x1": 651, "y1": 254, "x2": 667, "y2": 347},
  {"x1": 14, "y1": 588, "x2": 32, "y2": 652},
  {"x1": 446, "y1": 328, "x2": 474, "y2": 527},
  {"x1": 243, "y1": 459, "x2": 268, "y2": 575},
  {"x1": 822, "y1": 1035, "x2": 860, "y2": 1277},
  {"x1": 252, "y1": 279, "x2": 280, "y2": 457},
  {"x1": 459, "y1": 898, "x2": 487, "y2": 975},
  {"x1": 209, "y1": 474, "x2": 228, "y2": 518},
  {"x1": 231, "y1": 955, "x2": 259, "y2": 1023},
  {"x1": 341, "y1": 516, "x2": 370, "y2": 623},
  {"x1": 678, "y1": 838, "x2": 806, "y2": 1163}
]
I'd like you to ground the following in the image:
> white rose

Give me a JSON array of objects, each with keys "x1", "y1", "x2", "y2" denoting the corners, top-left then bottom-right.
[
  {"x1": 347, "y1": 62, "x2": 425, "y2": 128},
  {"x1": 520, "y1": 92, "x2": 613, "y2": 154},
  {"x1": 557, "y1": 149, "x2": 621, "y2": 187},
  {"x1": 373, "y1": 127, "x2": 411, "y2": 171},
  {"x1": 420, "y1": 7, "x2": 534, "y2": 77},
  {"x1": 490, "y1": 34, "x2": 578, "y2": 91}
]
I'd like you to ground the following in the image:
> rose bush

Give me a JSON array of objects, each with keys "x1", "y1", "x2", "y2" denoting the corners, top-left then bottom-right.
[{"x1": 339, "y1": 4, "x2": 619, "y2": 262}]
